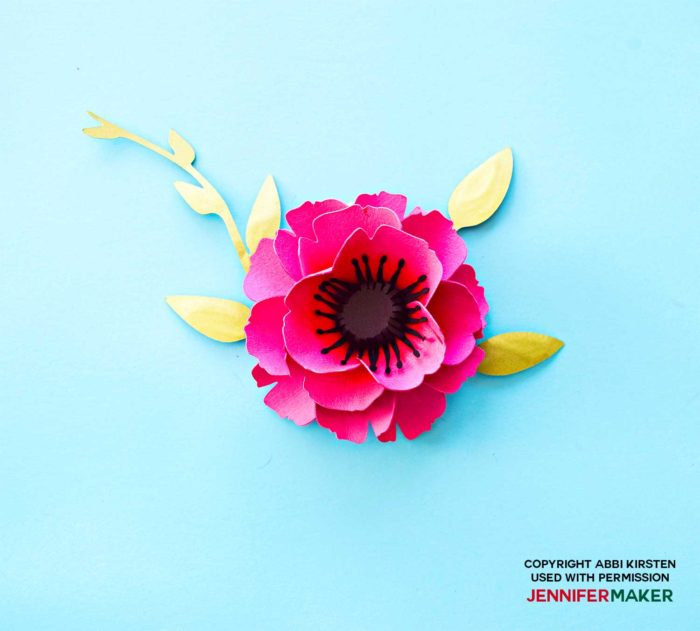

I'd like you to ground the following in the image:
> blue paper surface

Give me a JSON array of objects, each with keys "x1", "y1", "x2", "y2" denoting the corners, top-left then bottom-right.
[{"x1": 1, "y1": 1, "x2": 698, "y2": 629}]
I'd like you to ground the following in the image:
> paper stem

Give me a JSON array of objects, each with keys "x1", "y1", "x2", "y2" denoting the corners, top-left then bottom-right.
[{"x1": 85, "y1": 113, "x2": 250, "y2": 272}]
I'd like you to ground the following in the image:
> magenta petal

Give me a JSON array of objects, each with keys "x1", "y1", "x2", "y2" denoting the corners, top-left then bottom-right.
[
  {"x1": 245, "y1": 297, "x2": 290, "y2": 376},
  {"x1": 402, "y1": 208, "x2": 467, "y2": 280},
  {"x1": 449, "y1": 264, "x2": 488, "y2": 324},
  {"x1": 362, "y1": 302, "x2": 446, "y2": 391},
  {"x1": 428, "y1": 280, "x2": 481, "y2": 366},
  {"x1": 274, "y1": 229, "x2": 302, "y2": 281},
  {"x1": 283, "y1": 271, "x2": 361, "y2": 373},
  {"x1": 425, "y1": 347, "x2": 485, "y2": 394},
  {"x1": 376, "y1": 421, "x2": 396, "y2": 442},
  {"x1": 304, "y1": 366, "x2": 384, "y2": 411},
  {"x1": 369, "y1": 391, "x2": 396, "y2": 437},
  {"x1": 264, "y1": 361, "x2": 316, "y2": 426},
  {"x1": 331, "y1": 225, "x2": 443, "y2": 305},
  {"x1": 393, "y1": 383, "x2": 447, "y2": 439},
  {"x1": 354, "y1": 192, "x2": 407, "y2": 219},
  {"x1": 316, "y1": 406, "x2": 369, "y2": 443},
  {"x1": 252, "y1": 363, "x2": 277, "y2": 387},
  {"x1": 286, "y1": 199, "x2": 347, "y2": 240},
  {"x1": 298, "y1": 205, "x2": 402, "y2": 275},
  {"x1": 243, "y1": 238, "x2": 294, "y2": 302}
]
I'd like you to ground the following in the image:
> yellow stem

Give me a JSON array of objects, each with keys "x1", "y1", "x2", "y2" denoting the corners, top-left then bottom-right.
[{"x1": 89, "y1": 115, "x2": 250, "y2": 272}]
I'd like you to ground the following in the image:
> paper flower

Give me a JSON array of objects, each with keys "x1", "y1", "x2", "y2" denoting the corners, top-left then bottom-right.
[
  {"x1": 243, "y1": 195, "x2": 487, "y2": 441},
  {"x1": 84, "y1": 115, "x2": 564, "y2": 443}
]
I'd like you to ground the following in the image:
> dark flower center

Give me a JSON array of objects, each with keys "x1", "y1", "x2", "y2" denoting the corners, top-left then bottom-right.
[{"x1": 313, "y1": 255, "x2": 429, "y2": 374}]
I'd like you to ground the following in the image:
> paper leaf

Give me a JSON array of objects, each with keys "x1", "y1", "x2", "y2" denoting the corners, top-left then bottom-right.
[
  {"x1": 477, "y1": 332, "x2": 563, "y2": 376},
  {"x1": 173, "y1": 181, "x2": 225, "y2": 216},
  {"x1": 82, "y1": 111, "x2": 121, "y2": 139},
  {"x1": 448, "y1": 148, "x2": 513, "y2": 228},
  {"x1": 245, "y1": 175, "x2": 281, "y2": 254},
  {"x1": 169, "y1": 129, "x2": 196, "y2": 167},
  {"x1": 166, "y1": 295, "x2": 250, "y2": 342}
]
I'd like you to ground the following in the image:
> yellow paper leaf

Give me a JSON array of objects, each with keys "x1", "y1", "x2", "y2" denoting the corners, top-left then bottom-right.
[
  {"x1": 245, "y1": 175, "x2": 281, "y2": 254},
  {"x1": 173, "y1": 181, "x2": 226, "y2": 215},
  {"x1": 477, "y1": 332, "x2": 563, "y2": 376},
  {"x1": 448, "y1": 148, "x2": 513, "y2": 228},
  {"x1": 168, "y1": 129, "x2": 195, "y2": 166},
  {"x1": 82, "y1": 111, "x2": 121, "y2": 139},
  {"x1": 166, "y1": 296, "x2": 250, "y2": 342}
]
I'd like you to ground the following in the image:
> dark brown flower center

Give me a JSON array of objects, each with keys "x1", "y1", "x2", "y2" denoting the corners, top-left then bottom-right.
[{"x1": 313, "y1": 255, "x2": 429, "y2": 374}]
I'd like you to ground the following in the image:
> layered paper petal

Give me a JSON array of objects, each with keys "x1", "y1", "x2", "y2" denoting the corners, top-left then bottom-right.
[
  {"x1": 245, "y1": 297, "x2": 290, "y2": 376},
  {"x1": 402, "y1": 208, "x2": 467, "y2": 279},
  {"x1": 331, "y1": 225, "x2": 443, "y2": 305},
  {"x1": 449, "y1": 264, "x2": 488, "y2": 324},
  {"x1": 428, "y1": 280, "x2": 482, "y2": 365},
  {"x1": 285, "y1": 199, "x2": 346, "y2": 240},
  {"x1": 283, "y1": 271, "x2": 361, "y2": 373},
  {"x1": 303, "y1": 366, "x2": 384, "y2": 412},
  {"x1": 393, "y1": 383, "x2": 447, "y2": 439},
  {"x1": 273, "y1": 229, "x2": 302, "y2": 281},
  {"x1": 264, "y1": 361, "x2": 316, "y2": 426},
  {"x1": 354, "y1": 191, "x2": 407, "y2": 219},
  {"x1": 361, "y1": 303, "x2": 446, "y2": 391},
  {"x1": 316, "y1": 390, "x2": 396, "y2": 443},
  {"x1": 298, "y1": 205, "x2": 402, "y2": 275},
  {"x1": 425, "y1": 347, "x2": 485, "y2": 393},
  {"x1": 243, "y1": 238, "x2": 294, "y2": 302}
]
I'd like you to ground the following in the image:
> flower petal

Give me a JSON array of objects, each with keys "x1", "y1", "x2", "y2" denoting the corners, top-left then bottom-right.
[
  {"x1": 283, "y1": 270, "x2": 361, "y2": 373},
  {"x1": 304, "y1": 366, "x2": 384, "y2": 411},
  {"x1": 361, "y1": 302, "x2": 446, "y2": 391},
  {"x1": 274, "y1": 229, "x2": 302, "y2": 281},
  {"x1": 331, "y1": 225, "x2": 443, "y2": 305},
  {"x1": 393, "y1": 383, "x2": 446, "y2": 439},
  {"x1": 449, "y1": 264, "x2": 488, "y2": 326},
  {"x1": 376, "y1": 421, "x2": 396, "y2": 442},
  {"x1": 354, "y1": 191, "x2": 407, "y2": 219},
  {"x1": 402, "y1": 208, "x2": 467, "y2": 280},
  {"x1": 298, "y1": 205, "x2": 402, "y2": 275},
  {"x1": 428, "y1": 280, "x2": 482, "y2": 365},
  {"x1": 252, "y1": 363, "x2": 277, "y2": 387},
  {"x1": 286, "y1": 199, "x2": 346, "y2": 240},
  {"x1": 316, "y1": 406, "x2": 370, "y2": 443},
  {"x1": 243, "y1": 238, "x2": 294, "y2": 302},
  {"x1": 245, "y1": 297, "x2": 290, "y2": 376},
  {"x1": 263, "y1": 360, "x2": 316, "y2": 426},
  {"x1": 315, "y1": 390, "x2": 395, "y2": 443},
  {"x1": 424, "y1": 346, "x2": 485, "y2": 394}
]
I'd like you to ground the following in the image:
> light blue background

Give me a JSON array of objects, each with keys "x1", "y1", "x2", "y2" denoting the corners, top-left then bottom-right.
[{"x1": 1, "y1": 1, "x2": 698, "y2": 629}]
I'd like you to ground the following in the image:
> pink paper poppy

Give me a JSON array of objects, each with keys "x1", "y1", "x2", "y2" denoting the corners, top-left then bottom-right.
[{"x1": 244, "y1": 192, "x2": 488, "y2": 442}]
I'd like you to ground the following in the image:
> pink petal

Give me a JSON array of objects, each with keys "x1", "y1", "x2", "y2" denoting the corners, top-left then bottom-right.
[
  {"x1": 449, "y1": 264, "x2": 488, "y2": 325},
  {"x1": 304, "y1": 366, "x2": 384, "y2": 411},
  {"x1": 283, "y1": 270, "x2": 361, "y2": 373},
  {"x1": 424, "y1": 347, "x2": 485, "y2": 394},
  {"x1": 316, "y1": 406, "x2": 369, "y2": 443},
  {"x1": 402, "y1": 208, "x2": 467, "y2": 280},
  {"x1": 263, "y1": 360, "x2": 316, "y2": 426},
  {"x1": 274, "y1": 229, "x2": 302, "y2": 281},
  {"x1": 286, "y1": 199, "x2": 347, "y2": 240},
  {"x1": 369, "y1": 391, "x2": 396, "y2": 437},
  {"x1": 245, "y1": 297, "x2": 290, "y2": 376},
  {"x1": 361, "y1": 302, "x2": 446, "y2": 391},
  {"x1": 298, "y1": 205, "x2": 402, "y2": 275},
  {"x1": 428, "y1": 280, "x2": 482, "y2": 365},
  {"x1": 315, "y1": 391, "x2": 395, "y2": 443},
  {"x1": 243, "y1": 238, "x2": 294, "y2": 302},
  {"x1": 377, "y1": 421, "x2": 396, "y2": 442},
  {"x1": 393, "y1": 383, "x2": 447, "y2": 439},
  {"x1": 354, "y1": 191, "x2": 407, "y2": 219},
  {"x1": 252, "y1": 363, "x2": 277, "y2": 387},
  {"x1": 330, "y1": 225, "x2": 443, "y2": 305}
]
